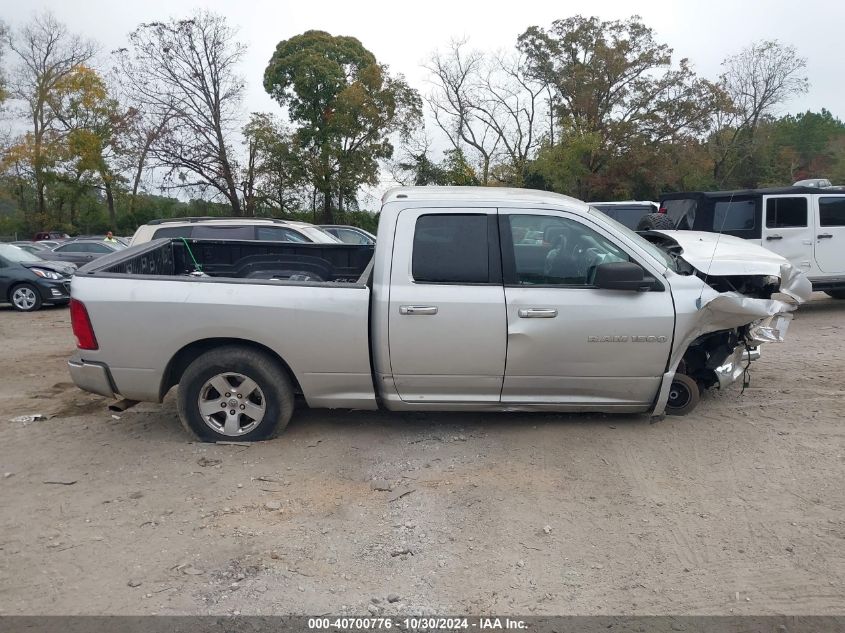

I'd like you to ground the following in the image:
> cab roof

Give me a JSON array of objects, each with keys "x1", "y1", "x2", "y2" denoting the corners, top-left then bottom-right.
[{"x1": 382, "y1": 186, "x2": 588, "y2": 210}]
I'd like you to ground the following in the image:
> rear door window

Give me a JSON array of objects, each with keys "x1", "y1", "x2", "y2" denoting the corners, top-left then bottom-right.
[
  {"x1": 255, "y1": 226, "x2": 310, "y2": 242},
  {"x1": 56, "y1": 243, "x2": 87, "y2": 252},
  {"x1": 819, "y1": 197, "x2": 845, "y2": 226},
  {"x1": 713, "y1": 199, "x2": 756, "y2": 231},
  {"x1": 766, "y1": 197, "x2": 808, "y2": 228},
  {"x1": 333, "y1": 228, "x2": 372, "y2": 244},
  {"x1": 412, "y1": 214, "x2": 489, "y2": 283},
  {"x1": 152, "y1": 226, "x2": 193, "y2": 239},
  {"x1": 191, "y1": 226, "x2": 255, "y2": 240},
  {"x1": 661, "y1": 199, "x2": 697, "y2": 230},
  {"x1": 591, "y1": 205, "x2": 653, "y2": 230}
]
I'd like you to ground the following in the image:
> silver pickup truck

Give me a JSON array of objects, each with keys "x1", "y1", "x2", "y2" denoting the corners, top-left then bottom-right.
[{"x1": 68, "y1": 187, "x2": 811, "y2": 442}]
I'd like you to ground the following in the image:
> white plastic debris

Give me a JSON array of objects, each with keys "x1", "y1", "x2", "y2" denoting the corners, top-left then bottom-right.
[{"x1": 10, "y1": 414, "x2": 47, "y2": 424}]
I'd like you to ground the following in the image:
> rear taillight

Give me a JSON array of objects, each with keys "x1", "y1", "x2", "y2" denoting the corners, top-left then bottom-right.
[
  {"x1": 658, "y1": 207, "x2": 668, "y2": 214},
  {"x1": 70, "y1": 299, "x2": 98, "y2": 350}
]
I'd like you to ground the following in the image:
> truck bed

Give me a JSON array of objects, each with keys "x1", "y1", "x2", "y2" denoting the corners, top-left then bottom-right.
[
  {"x1": 70, "y1": 238, "x2": 378, "y2": 410},
  {"x1": 80, "y1": 237, "x2": 375, "y2": 284}
]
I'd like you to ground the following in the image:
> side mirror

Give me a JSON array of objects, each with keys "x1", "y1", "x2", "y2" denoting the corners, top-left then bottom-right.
[{"x1": 594, "y1": 261, "x2": 653, "y2": 291}]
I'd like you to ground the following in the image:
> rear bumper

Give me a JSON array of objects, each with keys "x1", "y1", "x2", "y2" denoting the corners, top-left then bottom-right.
[{"x1": 68, "y1": 359, "x2": 117, "y2": 399}]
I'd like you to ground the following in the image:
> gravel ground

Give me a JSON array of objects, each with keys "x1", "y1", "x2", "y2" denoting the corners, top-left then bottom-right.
[{"x1": 0, "y1": 295, "x2": 843, "y2": 615}]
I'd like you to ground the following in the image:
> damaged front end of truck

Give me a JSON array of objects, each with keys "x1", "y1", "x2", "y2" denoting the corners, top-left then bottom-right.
[{"x1": 643, "y1": 231, "x2": 812, "y2": 416}]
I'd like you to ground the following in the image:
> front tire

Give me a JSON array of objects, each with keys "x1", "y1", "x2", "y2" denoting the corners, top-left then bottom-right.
[
  {"x1": 825, "y1": 290, "x2": 845, "y2": 300},
  {"x1": 177, "y1": 346, "x2": 294, "y2": 442},
  {"x1": 10, "y1": 283, "x2": 43, "y2": 312},
  {"x1": 665, "y1": 373, "x2": 700, "y2": 416}
]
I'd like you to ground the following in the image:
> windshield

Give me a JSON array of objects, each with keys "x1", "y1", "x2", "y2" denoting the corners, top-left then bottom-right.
[
  {"x1": 0, "y1": 243, "x2": 44, "y2": 263},
  {"x1": 587, "y1": 207, "x2": 676, "y2": 271}
]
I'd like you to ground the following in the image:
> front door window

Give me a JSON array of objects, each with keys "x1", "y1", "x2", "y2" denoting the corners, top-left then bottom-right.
[{"x1": 506, "y1": 214, "x2": 629, "y2": 287}]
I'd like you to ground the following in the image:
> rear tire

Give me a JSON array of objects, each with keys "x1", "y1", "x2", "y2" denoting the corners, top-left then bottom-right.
[
  {"x1": 177, "y1": 346, "x2": 294, "y2": 442},
  {"x1": 825, "y1": 290, "x2": 845, "y2": 300},
  {"x1": 636, "y1": 213, "x2": 676, "y2": 231},
  {"x1": 665, "y1": 373, "x2": 700, "y2": 416},
  {"x1": 9, "y1": 283, "x2": 43, "y2": 312}
]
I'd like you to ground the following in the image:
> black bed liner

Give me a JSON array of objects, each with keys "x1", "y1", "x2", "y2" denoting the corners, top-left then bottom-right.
[{"x1": 79, "y1": 238, "x2": 375, "y2": 283}]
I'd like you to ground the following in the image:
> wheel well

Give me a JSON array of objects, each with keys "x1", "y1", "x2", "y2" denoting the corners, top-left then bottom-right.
[
  {"x1": 7, "y1": 281, "x2": 35, "y2": 301},
  {"x1": 679, "y1": 329, "x2": 741, "y2": 389},
  {"x1": 159, "y1": 338, "x2": 303, "y2": 401}
]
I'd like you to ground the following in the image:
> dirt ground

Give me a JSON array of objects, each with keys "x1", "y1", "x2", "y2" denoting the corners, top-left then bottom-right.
[{"x1": 0, "y1": 295, "x2": 843, "y2": 616}]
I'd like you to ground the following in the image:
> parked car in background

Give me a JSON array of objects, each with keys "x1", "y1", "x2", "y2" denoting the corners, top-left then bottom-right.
[
  {"x1": 10, "y1": 241, "x2": 49, "y2": 255},
  {"x1": 590, "y1": 201, "x2": 659, "y2": 230},
  {"x1": 319, "y1": 225, "x2": 376, "y2": 245},
  {"x1": 39, "y1": 239, "x2": 125, "y2": 266},
  {"x1": 129, "y1": 217, "x2": 341, "y2": 246},
  {"x1": 0, "y1": 244, "x2": 75, "y2": 311},
  {"x1": 793, "y1": 178, "x2": 833, "y2": 188},
  {"x1": 35, "y1": 240, "x2": 63, "y2": 249},
  {"x1": 71, "y1": 234, "x2": 131, "y2": 246},
  {"x1": 68, "y1": 186, "x2": 809, "y2": 442},
  {"x1": 34, "y1": 231, "x2": 70, "y2": 241},
  {"x1": 637, "y1": 186, "x2": 845, "y2": 298}
]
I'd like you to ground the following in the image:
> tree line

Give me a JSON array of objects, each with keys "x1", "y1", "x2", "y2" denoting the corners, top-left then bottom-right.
[{"x1": 0, "y1": 11, "x2": 842, "y2": 237}]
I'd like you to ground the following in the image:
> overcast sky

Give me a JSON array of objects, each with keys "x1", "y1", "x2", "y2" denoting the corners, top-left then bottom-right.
[
  {"x1": 4, "y1": 0, "x2": 842, "y2": 203},
  {"x1": 6, "y1": 0, "x2": 840, "y2": 116}
]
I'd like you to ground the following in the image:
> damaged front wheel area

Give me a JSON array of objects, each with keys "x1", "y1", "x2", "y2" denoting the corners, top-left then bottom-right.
[{"x1": 665, "y1": 373, "x2": 701, "y2": 416}]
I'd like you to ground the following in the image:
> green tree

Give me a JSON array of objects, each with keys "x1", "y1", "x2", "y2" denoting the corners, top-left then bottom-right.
[
  {"x1": 241, "y1": 112, "x2": 307, "y2": 215},
  {"x1": 5, "y1": 12, "x2": 96, "y2": 226},
  {"x1": 264, "y1": 30, "x2": 421, "y2": 222},
  {"x1": 391, "y1": 130, "x2": 481, "y2": 187},
  {"x1": 517, "y1": 15, "x2": 723, "y2": 200},
  {"x1": 53, "y1": 66, "x2": 134, "y2": 230},
  {"x1": 769, "y1": 110, "x2": 845, "y2": 182}
]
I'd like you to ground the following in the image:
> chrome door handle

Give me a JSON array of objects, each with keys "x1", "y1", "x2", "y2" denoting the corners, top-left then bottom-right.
[
  {"x1": 518, "y1": 308, "x2": 558, "y2": 318},
  {"x1": 399, "y1": 305, "x2": 438, "y2": 316},
  {"x1": 817, "y1": 233, "x2": 833, "y2": 239},
  {"x1": 766, "y1": 235, "x2": 783, "y2": 240}
]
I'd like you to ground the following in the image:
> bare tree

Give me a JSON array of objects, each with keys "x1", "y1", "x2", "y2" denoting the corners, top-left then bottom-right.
[
  {"x1": 389, "y1": 129, "x2": 437, "y2": 186},
  {"x1": 0, "y1": 22, "x2": 9, "y2": 105},
  {"x1": 711, "y1": 40, "x2": 808, "y2": 184},
  {"x1": 425, "y1": 40, "x2": 501, "y2": 185},
  {"x1": 5, "y1": 12, "x2": 96, "y2": 217},
  {"x1": 120, "y1": 106, "x2": 174, "y2": 215},
  {"x1": 113, "y1": 12, "x2": 246, "y2": 214},
  {"x1": 425, "y1": 40, "x2": 548, "y2": 186},
  {"x1": 474, "y1": 52, "x2": 545, "y2": 184}
]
